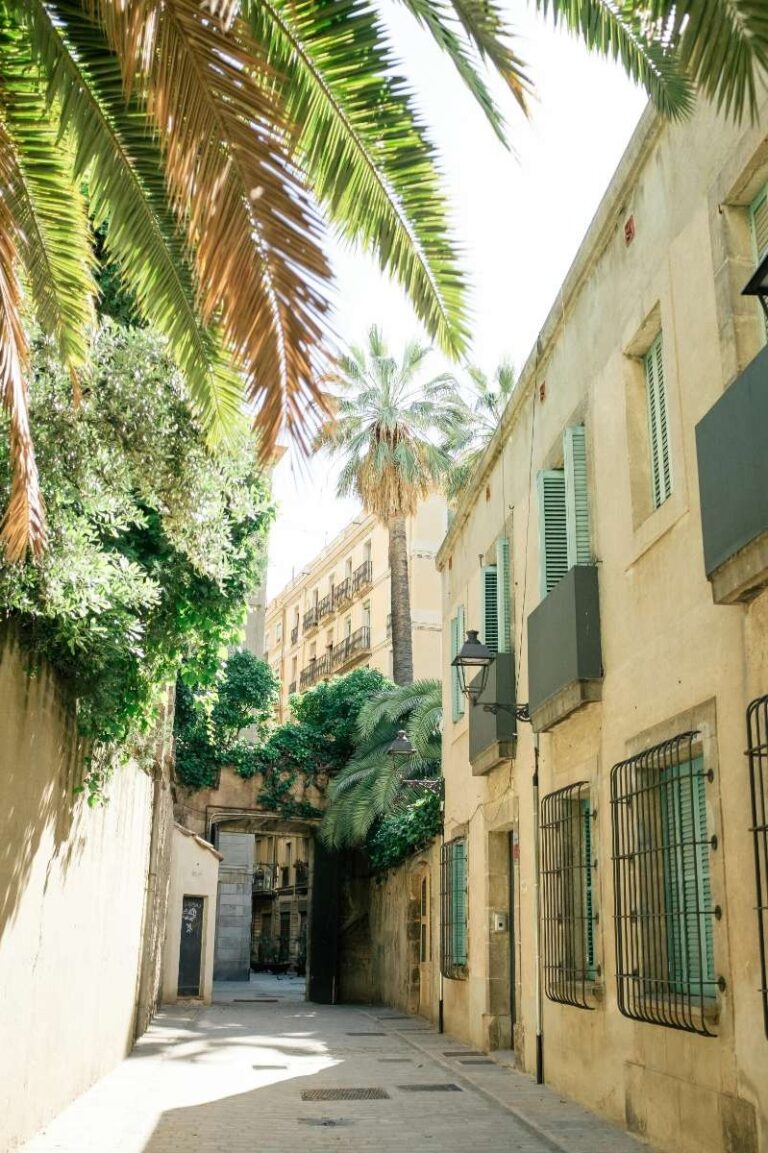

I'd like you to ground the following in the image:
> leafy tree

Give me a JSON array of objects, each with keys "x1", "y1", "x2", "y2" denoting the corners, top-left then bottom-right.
[
  {"x1": 319, "y1": 678, "x2": 442, "y2": 852},
  {"x1": 317, "y1": 328, "x2": 465, "y2": 684},
  {"x1": 447, "y1": 359, "x2": 516, "y2": 499},
  {"x1": 0, "y1": 0, "x2": 531, "y2": 559},
  {"x1": 0, "y1": 322, "x2": 273, "y2": 775}
]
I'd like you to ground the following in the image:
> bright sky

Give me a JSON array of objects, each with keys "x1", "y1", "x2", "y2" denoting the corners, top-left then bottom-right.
[{"x1": 267, "y1": 2, "x2": 647, "y2": 599}]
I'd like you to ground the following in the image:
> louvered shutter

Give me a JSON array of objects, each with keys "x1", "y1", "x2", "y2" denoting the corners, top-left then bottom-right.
[
  {"x1": 645, "y1": 334, "x2": 672, "y2": 509},
  {"x1": 496, "y1": 537, "x2": 512, "y2": 654},
  {"x1": 581, "y1": 799, "x2": 595, "y2": 978},
  {"x1": 451, "y1": 840, "x2": 467, "y2": 965},
  {"x1": 662, "y1": 756, "x2": 715, "y2": 996},
  {"x1": 450, "y1": 608, "x2": 465, "y2": 722},
  {"x1": 564, "y1": 426, "x2": 592, "y2": 566},
  {"x1": 750, "y1": 184, "x2": 768, "y2": 341},
  {"x1": 481, "y1": 566, "x2": 499, "y2": 654},
  {"x1": 537, "y1": 470, "x2": 568, "y2": 598}
]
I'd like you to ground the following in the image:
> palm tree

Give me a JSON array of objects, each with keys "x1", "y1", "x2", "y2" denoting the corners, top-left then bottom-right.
[
  {"x1": 447, "y1": 359, "x2": 516, "y2": 499},
  {"x1": 317, "y1": 327, "x2": 466, "y2": 684},
  {"x1": 0, "y1": 0, "x2": 530, "y2": 561},
  {"x1": 319, "y1": 679, "x2": 442, "y2": 850}
]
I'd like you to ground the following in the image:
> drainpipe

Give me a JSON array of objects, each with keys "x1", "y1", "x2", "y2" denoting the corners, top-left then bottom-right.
[
  {"x1": 438, "y1": 799, "x2": 445, "y2": 1034},
  {"x1": 532, "y1": 731, "x2": 543, "y2": 1084}
]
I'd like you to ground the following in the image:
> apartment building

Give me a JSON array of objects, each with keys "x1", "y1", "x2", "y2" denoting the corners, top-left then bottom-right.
[
  {"x1": 264, "y1": 494, "x2": 447, "y2": 716},
  {"x1": 434, "y1": 98, "x2": 768, "y2": 1153}
]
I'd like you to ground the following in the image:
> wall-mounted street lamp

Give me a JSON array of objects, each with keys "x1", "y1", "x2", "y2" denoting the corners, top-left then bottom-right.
[
  {"x1": 386, "y1": 730, "x2": 445, "y2": 796},
  {"x1": 450, "y1": 630, "x2": 530, "y2": 723}
]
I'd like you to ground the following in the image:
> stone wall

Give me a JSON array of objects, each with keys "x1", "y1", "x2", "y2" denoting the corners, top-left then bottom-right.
[{"x1": 0, "y1": 631, "x2": 157, "y2": 1150}]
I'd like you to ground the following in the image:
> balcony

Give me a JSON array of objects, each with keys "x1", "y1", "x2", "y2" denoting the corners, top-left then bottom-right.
[
  {"x1": 317, "y1": 592, "x2": 333, "y2": 621},
  {"x1": 295, "y1": 860, "x2": 309, "y2": 887},
  {"x1": 303, "y1": 606, "x2": 319, "y2": 633},
  {"x1": 696, "y1": 344, "x2": 768, "y2": 604},
  {"x1": 253, "y1": 864, "x2": 276, "y2": 893},
  {"x1": 290, "y1": 625, "x2": 299, "y2": 645},
  {"x1": 331, "y1": 626, "x2": 371, "y2": 672},
  {"x1": 527, "y1": 565, "x2": 602, "y2": 733},
  {"x1": 468, "y1": 652, "x2": 517, "y2": 775},
  {"x1": 288, "y1": 680, "x2": 297, "y2": 695},
  {"x1": 299, "y1": 652, "x2": 332, "y2": 689},
  {"x1": 352, "y1": 560, "x2": 373, "y2": 593},
  {"x1": 333, "y1": 576, "x2": 353, "y2": 606}
]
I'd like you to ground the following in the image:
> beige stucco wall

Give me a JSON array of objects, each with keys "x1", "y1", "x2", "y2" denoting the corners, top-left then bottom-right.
[
  {"x1": 435, "y1": 94, "x2": 768, "y2": 1153},
  {"x1": 162, "y1": 825, "x2": 221, "y2": 1004},
  {"x1": 0, "y1": 631, "x2": 155, "y2": 1151}
]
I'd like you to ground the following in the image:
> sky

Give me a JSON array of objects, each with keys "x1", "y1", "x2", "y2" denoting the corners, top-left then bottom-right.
[{"x1": 266, "y1": 1, "x2": 647, "y2": 600}]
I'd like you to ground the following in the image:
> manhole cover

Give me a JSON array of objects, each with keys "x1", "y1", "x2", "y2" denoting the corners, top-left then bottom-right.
[
  {"x1": 397, "y1": 1084, "x2": 462, "y2": 1092},
  {"x1": 301, "y1": 1088, "x2": 390, "y2": 1101},
  {"x1": 298, "y1": 1118, "x2": 354, "y2": 1127},
  {"x1": 346, "y1": 1031, "x2": 386, "y2": 1037},
  {"x1": 443, "y1": 1050, "x2": 485, "y2": 1057},
  {"x1": 459, "y1": 1059, "x2": 495, "y2": 1065},
  {"x1": 378, "y1": 1058, "x2": 412, "y2": 1063}
]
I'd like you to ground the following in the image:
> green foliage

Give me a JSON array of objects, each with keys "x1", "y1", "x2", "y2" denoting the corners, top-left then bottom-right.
[
  {"x1": 366, "y1": 792, "x2": 442, "y2": 871},
  {"x1": 0, "y1": 322, "x2": 273, "y2": 792}
]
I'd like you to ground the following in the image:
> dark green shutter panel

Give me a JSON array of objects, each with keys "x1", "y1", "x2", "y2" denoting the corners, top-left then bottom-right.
[
  {"x1": 450, "y1": 614, "x2": 460, "y2": 722},
  {"x1": 537, "y1": 470, "x2": 568, "y2": 598},
  {"x1": 452, "y1": 840, "x2": 467, "y2": 965},
  {"x1": 496, "y1": 537, "x2": 512, "y2": 653},
  {"x1": 564, "y1": 426, "x2": 591, "y2": 566},
  {"x1": 645, "y1": 334, "x2": 672, "y2": 509},
  {"x1": 481, "y1": 566, "x2": 499, "y2": 654}
]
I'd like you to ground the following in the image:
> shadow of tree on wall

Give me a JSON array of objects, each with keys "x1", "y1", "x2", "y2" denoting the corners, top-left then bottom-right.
[{"x1": 0, "y1": 628, "x2": 83, "y2": 947}]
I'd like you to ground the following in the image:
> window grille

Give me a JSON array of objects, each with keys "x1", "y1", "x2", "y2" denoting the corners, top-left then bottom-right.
[
  {"x1": 644, "y1": 334, "x2": 672, "y2": 509},
  {"x1": 441, "y1": 838, "x2": 467, "y2": 977},
  {"x1": 541, "y1": 781, "x2": 597, "y2": 1009},
  {"x1": 610, "y1": 732, "x2": 719, "y2": 1035},
  {"x1": 746, "y1": 694, "x2": 768, "y2": 1037}
]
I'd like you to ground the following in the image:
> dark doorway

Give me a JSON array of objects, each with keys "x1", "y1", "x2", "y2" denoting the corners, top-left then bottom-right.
[
  {"x1": 279, "y1": 910, "x2": 291, "y2": 962},
  {"x1": 178, "y1": 895, "x2": 205, "y2": 997}
]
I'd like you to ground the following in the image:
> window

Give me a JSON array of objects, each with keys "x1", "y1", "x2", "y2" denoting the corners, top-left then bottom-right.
[
  {"x1": 344, "y1": 616, "x2": 352, "y2": 638},
  {"x1": 541, "y1": 782, "x2": 596, "y2": 1009},
  {"x1": 362, "y1": 601, "x2": 371, "y2": 631},
  {"x1": 750, "y1": 182, "x2": 768, "y2": 341},
  {"x1": 537, "y1": 425, "x2": 591, "y2": 598},
  {"x1": 746, "y1": 693, "x2": 768, "y2": 1037},
  {"x1": 441, "y1": 837, "x2": 467, "y2": 976},
  {"x1": 611, "y1": 732, "x2": 718, "y2": 1035},
  {"x1": 644, "y1": 334, "x2": 672, "y2": 509},
  {"x1": 480, "y1": 537, "x2": 512, "y2": 655},
  {"x1": 264, "y1": 629, "x2": 270, "y2": 650},
  {"x1": 345, "y1": 557, "x2": 353, "y2": 580},
  {"x1": 420, "y1": 875, "x2": 430, "y2": 963},
  {"x1": 275, "y1": 621, "x2": 282, "y2": 643},
  {"x1": 449, "y1": 606, "x2": 465, "y2": 722}
]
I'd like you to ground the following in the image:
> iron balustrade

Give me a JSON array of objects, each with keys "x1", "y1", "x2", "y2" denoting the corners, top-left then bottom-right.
[
  {"x1": 253, "y1": 865, "x2": 276, "y2": 892},
  {"x1": 746, "y1": 693, "x2": 768, "y2": 1037},
  {"x1": 295, "y1": 860, "x2": 309, "y2": 886},
  {"x1": 541, "y1": 781, "x2": 597, "y2": 1009},
  {"x1": 333, "y1": 576, "x2": 352, "y2": 605},
  {"x1": 610, "y1": 731, "x2": 719, "y2": 1036},
  {"x1": 290, "y1": 625, "x2": 299, "y2": 645},
  {"x1": 352, "y1": 560, "x2": 373, "y2": 592},
  {"x1": 331, "y1": 627, "x2": 371, "y2": 670},
  {"x1": 317, "y1": 593, "x2": 333, "y2": 621},
  {"x1": 303, "y1": 607, "x2": 318, "y2": 632},
  {"x1": 299, "y1": 652, "x2": 332, "y2": 689},
  {"x1": 288, "y1": 680, "x2": 297, "y2": 695}
]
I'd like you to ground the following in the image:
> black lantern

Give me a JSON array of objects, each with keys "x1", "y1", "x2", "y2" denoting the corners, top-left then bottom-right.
[
  {"x1": 387, "y1": 729, "x2": 416, "y2": 758},
  {"x1": 451, "y1": 629, "x2": 494, "y2": 704}
]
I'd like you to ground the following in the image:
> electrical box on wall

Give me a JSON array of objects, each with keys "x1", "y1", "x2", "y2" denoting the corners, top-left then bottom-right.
[{"x1": 492, "y1": 911, "x2": 508, "y2": 933}]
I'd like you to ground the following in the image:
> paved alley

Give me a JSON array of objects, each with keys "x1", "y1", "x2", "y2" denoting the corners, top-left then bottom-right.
[{"x1": 21, "y1": 977, "x2": 654, "y2": 1153}]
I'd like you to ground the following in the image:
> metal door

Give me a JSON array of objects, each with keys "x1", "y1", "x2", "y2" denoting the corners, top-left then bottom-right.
[{"x1": 178, "y1": 895, "x2": 205, "y2": 997}]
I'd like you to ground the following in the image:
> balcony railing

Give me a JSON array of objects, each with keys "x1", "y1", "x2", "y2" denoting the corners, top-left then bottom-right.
[
  {"x1": 299, "y1": 651, "x2": 332, "y2": 689},
  {"x1": 253, "y1": 864, "x2": 276, "y2": 892},
  {"x1": 288, "y1": 680, "x2": 297, "y2": 695},
  {"x1": 317, "y1": 593, "x2": 333, "y2": 621},
  {"x1": 295, "y1": 860, "x2": 309, "y2": 886},
  {"x1": 333, "y1": 576, "x2": 353, "y2": 606},
  {"x1": 331, "y1": 626, "x2": 371, "y2": 671},
  {"x1": 303, "y1": 606, "x2": 319, "y2": 632},
  {"x1": 290, "y1": 625, "x2": 299, "y2": 645},
  {"x1": 352, "y1": 560, "x2": 373, "y2": 593},
  {"x1": 386, "y1": 613, "x2": 392, "y2": 638}
]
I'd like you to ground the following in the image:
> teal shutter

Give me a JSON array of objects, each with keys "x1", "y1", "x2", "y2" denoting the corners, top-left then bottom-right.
[
  {"x1": 450, "y1": 608, "x2": 465, "y2": 722},
  {"x1": 564, "y1": 426, "x2": 591, "y2": 566},
  {"x1": 495, "y1": 537, "x2": 512, "y2": 654},
  {"x1": 581, "y1": 798, "x2": 595, "y2": 979},
  {"x1": 645, "y1": 334, "x2": 672, "y2": 510},
  {"x1": 481, "y1": 566, "x2": 499, "y2": 654},
  {"x1": 749, "y1": 184, "x2": 768, "y2": 341},
  {"x1": 537, "y1": 470, "x2": 568, "y2": 598},
  {"x1": 662, "y1": 756, "x2": 715, "y2": 997},
  {"x1": 451, "y1": 840, "x2": 467, "y2": 965}
]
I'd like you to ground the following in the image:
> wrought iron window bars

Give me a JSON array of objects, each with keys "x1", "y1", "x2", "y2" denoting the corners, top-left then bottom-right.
[{"x1": 746, "y1": 693, "x2": 768, "y2": 1037}]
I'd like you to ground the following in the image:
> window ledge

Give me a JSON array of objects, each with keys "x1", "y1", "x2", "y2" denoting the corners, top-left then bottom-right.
[
  {"x1": 471, "y1": 739, "x2": 516, "y2": 776},
  {"x1": 627, "y1": 490, "x2": 689, "y2": 570},
  {"x1": 709, "y1": 527, "x2": 768, "y2": 604},
  {"x1": 531, "y1": 679, "x2": 602, "y2": 734}
]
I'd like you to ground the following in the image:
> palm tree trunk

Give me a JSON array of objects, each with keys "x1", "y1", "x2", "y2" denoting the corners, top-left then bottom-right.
[{"x1": 388, "y1": 515, "x2": 413, "y2": 685}]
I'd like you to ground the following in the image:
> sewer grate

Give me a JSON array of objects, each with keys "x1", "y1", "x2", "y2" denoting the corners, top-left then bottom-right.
[
  {"x1": 396, "y1": 1084, "x2": 462, "y2": 1092},
  {"x1": 253, "y1": 1064, "x2": 288, "y2": 1070},
  {"x1": 376, "y1": 1014, "x2": 411, "y2": 1020},
  {"x1": 459, "y1": 1058, "x2": 496, "y2": 1065},
  {"x1": 301, "y1": 1088, "x2": 390, "y2": 1101},
  {"x1": 443, "y1": 1050, "x2": 485, "y2": 1057},
  {"x1": 346, "y1": 1031, "x2": 386, "y2": 1036},
  {"x1": 233, "y1": 998, "x2": 278, "y2": 1003},
  {"x1": 298, "y1": 1118, "x2": 354, "y2": 1127},
  {"x1": 378, "y1": 1058, "x2": 413, "y2": 1063}
]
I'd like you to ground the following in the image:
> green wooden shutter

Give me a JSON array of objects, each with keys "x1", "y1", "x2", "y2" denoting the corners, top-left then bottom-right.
[
  {"x1": 645, "y1": 334, "x2": 672, "y2": 510},
  {"x1": 537, "y1": 470, "x2": 568, "y2": 598},
  {"x1": 450, "y1": 608, "x2": 465, "y2": 722},
  {"x1": 481, "y1": 566, "x2": 499, "y2": 654},
  {"x1": 750, "y1": 183, "x2": 768, "y2": 342},
  {"x1": 496, "y1": 537, "x2": 512, "y2": 654},
  {"x1": 581, "y1": 798, "x2": 595, "y2": 979},
  {"x1": 564, "y1": 425, "x2": 592, "y2": 567},
  {"x1": 451, "y1": 840, "x2": 467, "y2": 965},
  {"x1": 662, "y1": 757, "x2": 715, "y2": 997}
]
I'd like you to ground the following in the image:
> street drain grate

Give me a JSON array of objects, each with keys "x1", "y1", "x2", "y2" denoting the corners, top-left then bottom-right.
[
  {"x1": 378, "y1": 1058, "x2": 413, "y2": 1063},
  {"x1": 346, "y1": 1031, "x2": 386, "y2": 1036},
  {"x1": 253, "y1": 1064, "x2": 288, "y2": 1070},
  {"x1": 443, "y1": 1050, "x2": 484, "y2": 1057},
  {"x1": 376, "y1": 1014, "x2": 411, "y2": 1020},
  {"x1": 233, "y1": 998, "x2": 278, "y2": 1003},
  {"x1": 298, "y1": 1118, "x2": 354, "y2": 1127},
  {"x1": 396, "y1": 1084, "x2": 462, "y2": 1093},
  {"x1": 301, "y1": 1088, "x2": 390, "y2": 1101},
  {"x1": 459, "y1": 1059, "x2": 496, "y2": 1065}
]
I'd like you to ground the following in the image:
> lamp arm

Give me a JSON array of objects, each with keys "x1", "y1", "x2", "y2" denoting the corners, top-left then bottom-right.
[{"x1": 480, "y1": 702, "x2": 531, "y2": 723}]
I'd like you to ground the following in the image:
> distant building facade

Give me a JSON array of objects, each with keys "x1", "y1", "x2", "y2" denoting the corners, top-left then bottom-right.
[{"x1": 264, "y1": 494, "x2": 447, "y2": 716}]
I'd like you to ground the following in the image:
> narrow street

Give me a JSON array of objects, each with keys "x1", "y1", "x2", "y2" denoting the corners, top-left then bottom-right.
[{"x1": 21, "y1": 977, "x2": 650, "y2": 1153}]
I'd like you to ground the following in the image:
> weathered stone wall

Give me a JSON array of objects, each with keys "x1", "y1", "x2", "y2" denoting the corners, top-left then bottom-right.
[{"x1": 0, "y1": 631, "x2": 157, "y2": 1150}]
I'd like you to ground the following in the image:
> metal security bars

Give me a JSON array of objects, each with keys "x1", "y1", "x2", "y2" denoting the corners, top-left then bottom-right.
[
  {"x1": 611, "y1": 732, "x2": 719, "y2": 1036},
  {"x1": 441, "y1": 838, "x2": 467, "y2": 978},
  {"x1": 746, "y1": 694, "x2": 768, "y2": 1037},
  {"x1": 541, "y1": 781, "x2": 597, "y2": 1009}
]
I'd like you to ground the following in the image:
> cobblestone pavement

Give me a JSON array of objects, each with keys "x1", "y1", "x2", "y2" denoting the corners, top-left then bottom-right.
[{"x1": 22, "y1": 976, "x2": 655, "y2": 1153}]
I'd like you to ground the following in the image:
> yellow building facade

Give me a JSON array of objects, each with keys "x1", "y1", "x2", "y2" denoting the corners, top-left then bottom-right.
[
  {"x1": 264, "y1": 494, "x2": 447, "y2": 714},
  {"x1": 435, "y1": 98, "x2": 768, "y2": 1153}
]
